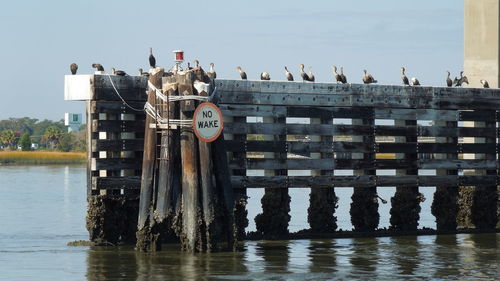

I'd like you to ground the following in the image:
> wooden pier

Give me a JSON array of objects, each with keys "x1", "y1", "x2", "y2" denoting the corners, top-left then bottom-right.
[{"x1": 65, "y1": 72, "x2": 499, "y2": 250}]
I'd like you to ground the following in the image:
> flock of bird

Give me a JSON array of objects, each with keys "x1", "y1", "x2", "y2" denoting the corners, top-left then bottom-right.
[{"x1": 69, "y1": 48, "x2": 491, "y2": 88}]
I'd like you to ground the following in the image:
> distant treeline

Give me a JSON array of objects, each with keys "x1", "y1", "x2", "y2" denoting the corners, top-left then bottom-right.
[{"x1": 0, "y1": 117, "x2": 86, "y2": 152}]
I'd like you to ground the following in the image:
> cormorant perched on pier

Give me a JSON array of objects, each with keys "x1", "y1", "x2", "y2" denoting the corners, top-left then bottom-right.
[
  {"x1": 138, "y1": 68, "x2": 149, "y2": 77},
  {"x1": 193, "y1": 60, "x2": 200, "y2": 68},
  {"x1": 70, "y1": 63, "x2": 78, "y2": 75},
  {"x1": 299, "y1": 64, "x2": 309, "y2": 82},
  {"x1": 111, "y1": 68, "x2": 127, "y2": 76},
  {"x1": 411, "y1": 77, "x2": 420, "y2": 86},
  {"x1": 236, "y1": 66, "x2": 247, "y2": 80},
  {"x1": 362, "y1": 69, "x2": 377, "y2": 84},
  {"x1": 340, "y1": 66, "x2": 347, "y2": 84},
  {"x1": 207, "y1": 63, "x2": 216, "y2": 79},
  {"x1": 454, "y1": 71, "x2": 469, "y2": 87},
  {"x1": 260, "y1": 72, "x2": 270, "y2": 80},
  {"x1": 332, "y1": 66, "x2": 342, "y2": 83},
  {"x1": 149, "y1": 47, "x2": 156, "y2": 68},
  {"x1": 284, "y1": 66, "x2": 294, "y2": 81},
  {"x1": 308, "y1": 67, "x2": 315, "y2": 82},
  {"x1": 187, "y1": 62, "x2": 193, "y2": 70},
  {"x1": 446, "y1": 71, "x2": 453, "y2": 87},
  {"x1": 400, "y1": 67, "x2": 409, "y2": 86},
  {"x1": 92, "y1": 63, "x2": 104, "y2": 72},
  {"x1": 480, "y1": 79, "x2": 490, "y2": 88}
]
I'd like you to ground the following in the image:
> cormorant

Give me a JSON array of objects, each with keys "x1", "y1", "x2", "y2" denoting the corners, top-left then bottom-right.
[
  {"x1": 187, "y1": 62, "x2": 193, "y2": 70},
  {"x1": 92, "y1": 63, "x2": 104, "y2": 72},
  {"x1": 236, "y1": 66, "x2": 247, "y2": 80},
  {"x1": 111, "y1": 68, "x2": 127, "y2": 76},
  {"x1": 362, "y1": 69, "x2": 377, "y2": 84},
  {"x1": 299, "y1": 64, "x2": 309, "y2": 82},
  {"x1": 207, "y1": 63, "x2": 216, "y2": 79},
  {"x1": 446, "y1": 71, "x2": 453, "y2": 87},
  {"x1": 260, "y1": 72, "x2": 270, "y2": 80},
  {"x1": 284, "y1": 66, "x2": 294, "y2": 81},
  {"x1": 70, "y1": 63, "x2": 78, "y2": 75},
  {"x1": 149, "y1": 47, "x2": 156, "y2": 68},
  {"x1": 138, "y1": 68, "x2": 149, "y2": 77},
  {"x1": 455, "y1": 71, "x2": 468, "y2": 87},
  {"x1": 193, "y1": 60, "x2": 200, "y2": 68},
  {"x1": 401, "y1": 67, "x2": 409, "y2": 86},
  {"x1": 480, "y1": 79, "x2": 490, "y2": 88},
  {"x1": 308, "y1": 67, "x2": 315, "y2": 82},
  {"x1": 332, "y1": 66, "x2": 342, "y2": 83},
  {"x1": 411, "y1": 77, "x2": 420, "y2": 86},
  {"x1": 340, "y1": 66, "x2": 347, "y2": 84}
]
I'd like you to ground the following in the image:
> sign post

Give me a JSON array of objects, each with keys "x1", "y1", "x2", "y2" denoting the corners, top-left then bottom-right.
[{"x1": 192, "y1": 102, "x2": 224, "y2": 142}]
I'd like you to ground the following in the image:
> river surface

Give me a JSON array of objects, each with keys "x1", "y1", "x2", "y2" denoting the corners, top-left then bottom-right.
[{"x1": 0, "y1": 165, "x2": 498, "y2": 280}]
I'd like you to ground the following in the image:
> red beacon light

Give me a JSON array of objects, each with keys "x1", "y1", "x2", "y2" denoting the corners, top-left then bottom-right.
[{"x1": 173, "y1": 50, "x2": 184, "y2": 63}]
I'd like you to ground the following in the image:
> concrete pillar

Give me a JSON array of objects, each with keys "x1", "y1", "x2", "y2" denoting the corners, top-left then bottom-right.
[{"x1": 464, "y1": 0, "x2": 500, "y2": 88}]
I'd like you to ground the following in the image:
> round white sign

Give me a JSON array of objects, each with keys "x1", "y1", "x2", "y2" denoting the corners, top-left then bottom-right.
[{"x1": 192, "y1": 102, "x2": 224, "y2": 142}]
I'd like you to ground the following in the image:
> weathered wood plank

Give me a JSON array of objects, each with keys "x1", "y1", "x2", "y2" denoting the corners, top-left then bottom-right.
[
  {"x1": 91, "y1": 101, "x2": 146, "y2": 114},
  {"x1": 418, "y1": 126, "x2": 496, "y2": 137},
  {"x1": 374, "y1": 108, "x2": 457, "y2": 121},
  {"x1": 223, "y1": 123, "x2": 413, "y2": 136},
  {"x1": 220, "y1": 104, "x2": 287, "y2": 118},
  {"x1": 92, "y1": 176, "x2": 141, "y2": 189},
  {"x1": 93, "y1": 74, "x2": 148, "y2": 89},
  {"x1": 228, "y1": 158, "x2": 418, "y2": 170},
  {"x1": 224, "y1": 140, "x2": 372, "y2": 153},
  {"x1": 230, "y1": 175, "x2": 376, "y2": 188},
  {"x1": 91, "y1": 158, "x2": 142, "y2": 171},
  {"x1": 217, "y1": 90, "x2": 500, "y2": 110},
  {"x1": 94, "y1": 88, "x2": 147, "y2": 101},
  {"x1": 92, "y1": 139, "x2": 145, "y2": 151},
  {"x1": 286, "y1": 106, "x2": 372, "y2": 119},
  {"x1": 459, "y1": 110, "x2": 496, "y2": 122},
  {"x1": 92, "y1": 120, "x2": 144, "y2": 132},
  {"x1": 419, "y1": 159, "x2": 497, "y2": 169},
  {"x1": 229, "y1": 175, "x2": 498, "y2": 188}
]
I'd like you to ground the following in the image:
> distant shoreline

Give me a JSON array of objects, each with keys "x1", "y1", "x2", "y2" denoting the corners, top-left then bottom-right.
[{"x1": 0, "y1": 151, "x2": 86, "y2": 165}]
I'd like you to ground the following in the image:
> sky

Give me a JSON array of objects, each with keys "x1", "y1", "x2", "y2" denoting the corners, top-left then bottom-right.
[{"x1": 0, "y1": 0, "x2": 463, "y2": 120}]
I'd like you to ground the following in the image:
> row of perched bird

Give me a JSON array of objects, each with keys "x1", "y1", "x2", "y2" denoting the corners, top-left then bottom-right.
[{"x1": 69, "y1": 48, "x2": 491, "y2": 88}]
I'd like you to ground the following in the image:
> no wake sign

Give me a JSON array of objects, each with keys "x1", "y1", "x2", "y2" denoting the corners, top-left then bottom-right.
[{"x1": 192, "y1": 102, "x2": 224, "y2": 142}]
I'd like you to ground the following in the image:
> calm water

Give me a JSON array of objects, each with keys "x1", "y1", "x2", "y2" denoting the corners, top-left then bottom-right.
[{"x1": 0, "y1": 165, "x2": 498, "y2": 280}]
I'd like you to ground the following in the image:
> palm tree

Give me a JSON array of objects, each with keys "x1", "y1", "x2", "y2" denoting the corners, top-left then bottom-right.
[
  {"x1": 44, "y1": 126, "x2": 63, "y2": 149},
  {"x1": 1, "y1": 130, "x2": 16, "y2": 149}
]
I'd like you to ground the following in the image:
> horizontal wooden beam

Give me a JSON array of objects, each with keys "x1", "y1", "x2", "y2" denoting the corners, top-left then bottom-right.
[
  {"x1": 230, "y1": 175, "x2": 498, "y2": 188},
  {"x1": 91, "y1": 101, "x2": 146, "y2": 114},
  {"x1": 92, "y1": 120, "x2": 144, "y2": 132},
  {"x1": 91, "y1": 158, "x2": 143, "y2": 171},
  {"x1": 92, "y1": 139, "x2": 145, "y2": 151},
  {"x1": 92, "y1": 176, "x2": 141, "y2": 189}
]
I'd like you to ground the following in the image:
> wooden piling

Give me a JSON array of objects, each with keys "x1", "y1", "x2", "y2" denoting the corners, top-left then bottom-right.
[
  {"x1": 432, "y1": 119, "x2": 459, "y2": 230},
  {"x1": 154, "y1": 80, "x2": 181, "y2": 241},
  {"x1": 177, "y1": 72, "x2": 203, "y2": 251},
  {"x1": 136, "y1": 68, "x2": 163, "y2": 251},
  {"x1": 390, "y1": 118, "x2": 420, "y2": 231},
  {"x1": 350, "y1": 109, "x2": 379, "y2": 231}
]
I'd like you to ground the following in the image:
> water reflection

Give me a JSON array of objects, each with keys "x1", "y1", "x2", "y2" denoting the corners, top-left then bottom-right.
[
  {"x1": 84, "y1": 235, "x2": 499, "y2": 281},
  {"x1": 348, "y1": 238, "x2": 379, "y2": 277},
  {"x1": 307, "y1": 240, "x2": 337, "y2": 273},
  {"x1": 390, "y1": 236, "x2": 420, "y2": 277}
]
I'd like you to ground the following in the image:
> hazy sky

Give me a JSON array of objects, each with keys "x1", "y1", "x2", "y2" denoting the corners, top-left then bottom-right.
[{"x1": 0, "y1": 0, "x2": 462, "y2": 120}]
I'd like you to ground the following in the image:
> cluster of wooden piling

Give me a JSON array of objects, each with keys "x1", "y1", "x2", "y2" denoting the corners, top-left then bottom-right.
[
  {"x1": 135, "y1": 68, "x2": 235, "y2": 252},
  {"x1": 79, "y1": 75, "x2": 499, "y2": 250}
]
